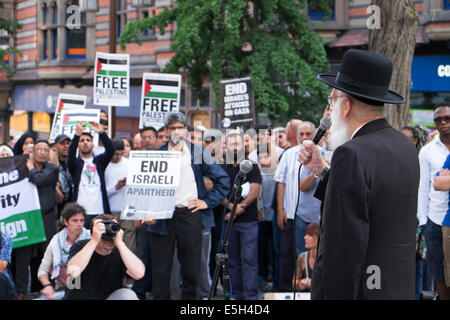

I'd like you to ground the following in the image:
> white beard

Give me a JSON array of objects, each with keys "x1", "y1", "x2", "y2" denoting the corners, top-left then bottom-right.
[{"x1": 328, "y1": 98, "x2": 351, "y2": 151}]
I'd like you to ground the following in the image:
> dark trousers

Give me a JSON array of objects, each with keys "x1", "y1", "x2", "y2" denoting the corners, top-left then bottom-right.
[
  {"x1": 272, "y1": 211, "x2": 281, "y2": 291},
  {"x1": 13, "y1": 209, "x2": 57, "y2": 295},
  {"x1": 258, "y1": 221, "x2": 274, "y2": 281},
  {"x1": 132, "y1": 228, "x2": 152, "y2": 299},
  {"x1": 424, "y1": 219, "x2": 445, "y2": 281},
  {"x1": 279, "y1": 219, "x2": 295, "y2": 292},
  {"x1": 150, "y1": 208, "x2": 202, "y2": 300},
  {"x1": 228, "y1": 221, "x2": 259, "y2": 300},
  {"x1": 210, "y1": 208, "x2": 224, "y2": 285}
]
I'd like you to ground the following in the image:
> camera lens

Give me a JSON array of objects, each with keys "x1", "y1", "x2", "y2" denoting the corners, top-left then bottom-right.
[{"x1": 109, "y1": 223, "x2": 120, "y2": 234}]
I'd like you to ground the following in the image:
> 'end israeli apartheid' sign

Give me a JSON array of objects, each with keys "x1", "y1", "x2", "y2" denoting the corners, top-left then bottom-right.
[
  {"x1": 121, "y1": 151, "x2": 181, "y2": 220},
  {"x1": 94, "y1": 52, "x2": 130, "y2": 107},
  {"x1": 220, "y1": 77, "x2": 255, "y2": 128},
  {"x1": 139, "y1": 73, "x2": 182, "y2": 130}
]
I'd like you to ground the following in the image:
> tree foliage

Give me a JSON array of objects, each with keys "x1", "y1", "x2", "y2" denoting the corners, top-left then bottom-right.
[
  {"x1": 120, "y1": 0, "x2": 333, "y2": 123},
  {"x1": 0, "y1": 1, "x2": 22, "y2": 76}
]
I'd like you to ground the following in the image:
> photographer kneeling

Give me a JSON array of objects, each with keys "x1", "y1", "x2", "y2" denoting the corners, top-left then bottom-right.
[{"x1": 65, "y1": 214, "x2": 145, "y2": 300}]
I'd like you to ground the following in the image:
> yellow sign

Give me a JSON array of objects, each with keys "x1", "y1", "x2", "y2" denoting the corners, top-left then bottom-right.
[{"x1": 32, "y1": 112, "x2": 51, "y2": 132}]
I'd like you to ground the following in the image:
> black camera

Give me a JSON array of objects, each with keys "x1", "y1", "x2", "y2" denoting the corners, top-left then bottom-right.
[{"x1": 101, "y1": 220, "x2": 121, "y2": 241}]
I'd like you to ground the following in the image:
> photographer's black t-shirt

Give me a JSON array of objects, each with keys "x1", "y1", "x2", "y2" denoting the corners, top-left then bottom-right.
[{"x1": 64, "y1": 240, "x2": 126, "y2": 300}]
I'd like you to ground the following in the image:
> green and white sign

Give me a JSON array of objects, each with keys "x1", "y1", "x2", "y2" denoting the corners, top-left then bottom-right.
[
  {"x1": 94, "y1": 52, "x2": 130, "y2": 107},
  {"x1": 0, "y1": 156, "x2": 46, "y2": 249},
  {"x1": 408, "y1": 109, "x2": 435, "y2": 127}
]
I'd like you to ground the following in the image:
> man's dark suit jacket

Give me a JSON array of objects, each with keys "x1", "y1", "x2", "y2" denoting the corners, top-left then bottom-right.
[{"x1": 312, "y1": 118, "x2": 420, "y2": 299}]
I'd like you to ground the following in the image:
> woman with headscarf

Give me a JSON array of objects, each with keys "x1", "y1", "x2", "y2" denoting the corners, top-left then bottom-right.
[
  {"x1": 0, "y1": 144, "x2": 14, "y2": 158},
  {"x1": 12, "y1": 133, "x2": 34, "y2": 156}
]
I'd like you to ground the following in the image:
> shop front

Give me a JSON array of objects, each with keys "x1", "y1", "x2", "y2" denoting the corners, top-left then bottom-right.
[{"x1": 409, "y1": 55, "x2": 450, "y2": 127}]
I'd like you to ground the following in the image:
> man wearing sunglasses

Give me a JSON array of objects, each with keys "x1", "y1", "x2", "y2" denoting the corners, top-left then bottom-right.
[{"x1": 418, "y1": 104, "x2": 450, "y2": 300}]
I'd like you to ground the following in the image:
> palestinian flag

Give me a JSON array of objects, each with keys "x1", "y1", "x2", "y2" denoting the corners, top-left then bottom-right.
[
  {"x1": 61, "y1": 111, "x2": 100, "y2": 126},
  {"x1": 144, "y1": 79, "x2": 180, "y2": 100},
  {"x1": 96, "y1": 57, "x2": 128, "y2": 77},
  {"x1": 57, "y1": 96, "x2": 86, "y2": 112}
]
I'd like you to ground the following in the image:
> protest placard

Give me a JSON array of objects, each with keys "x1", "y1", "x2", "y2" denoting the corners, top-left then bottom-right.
[
  {"x1": 139, "y1": 73, "x2": 182, "y2": 130},
  {"x1": 59, "y1": 109, "x2": 101, "y2": 145},
  {"x1": 94, "y1": 52, "x2": 130, "y2": 107},
  {"x1": 121, "y1": 150, "x2": 181, "y2": 220},
  {"x1": 49, "y1": 93, "x2": 87, "y2": 142},
  {"x1": 220, "y1": 77, "x2": 256, "y2": 128},
  {"x1": 0, "y1": 156, "x2": 46, "y2": 249}
]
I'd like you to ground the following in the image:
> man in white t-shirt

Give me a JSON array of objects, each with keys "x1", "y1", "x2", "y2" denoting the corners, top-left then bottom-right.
[
  {"x1": 67, "y1": 121, "x2": 114, "y2": 228},
  {"x1": 105, "y1": 138, "x2": 135, "y2": 252}
]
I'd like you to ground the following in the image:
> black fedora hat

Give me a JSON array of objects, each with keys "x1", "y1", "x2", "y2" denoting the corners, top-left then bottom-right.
[{"x1": 317, "y1": 49, "x2": 405, "y2": 105}]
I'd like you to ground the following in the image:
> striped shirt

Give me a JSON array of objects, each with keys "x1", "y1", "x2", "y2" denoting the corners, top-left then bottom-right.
[{"x1": 274, "y1": 145, "x2": 323, "y2": 220}]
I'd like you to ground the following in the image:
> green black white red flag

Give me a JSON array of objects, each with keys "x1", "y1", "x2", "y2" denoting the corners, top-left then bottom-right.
[
  {"x1": 94, "y1": 52, "x2": 130, "y2": 107},
  {"x1": 139, "y1": 73, "x2": 182, "y2": 130}
]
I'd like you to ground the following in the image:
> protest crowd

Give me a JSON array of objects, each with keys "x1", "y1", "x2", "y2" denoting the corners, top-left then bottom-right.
[{"x1": 0, "y1": 50, "x2": 449, "y2": 301}]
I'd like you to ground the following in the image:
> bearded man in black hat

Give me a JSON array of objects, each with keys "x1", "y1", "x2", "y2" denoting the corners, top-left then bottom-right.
[{"x1": 298, "y1": 49, "x2": 420, "y2": 299}]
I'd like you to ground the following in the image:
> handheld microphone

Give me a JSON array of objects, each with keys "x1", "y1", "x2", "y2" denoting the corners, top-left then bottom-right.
[
  {"x1": 234, "y1": 159, "x2": 253, "y2": 187},
  {"x1": 312, "y1": 116, "x2": 332, "y2": 145}
]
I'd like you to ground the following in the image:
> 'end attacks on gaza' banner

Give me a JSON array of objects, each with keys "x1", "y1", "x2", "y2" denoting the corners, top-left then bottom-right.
[
  {"x1": 220, "y1": 77, "x2": 255, "y2": 129},
  {"x1": 0, "y1": 156, "x2": 46, "y2": 249},
  {"x1": 94, "y1": 52, "x2": 130, "y2": 107},
  {"x1": 121, "y1": 151, "x2": 181, "y2": 221},
  {"x1": 139, "y1": 73, "x2": 182, "y2": 130}
]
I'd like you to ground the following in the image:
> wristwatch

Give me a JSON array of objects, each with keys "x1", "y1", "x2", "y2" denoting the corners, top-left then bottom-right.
[{"x1": 315, "y1": 164, "x2": 330, "y2": 181}]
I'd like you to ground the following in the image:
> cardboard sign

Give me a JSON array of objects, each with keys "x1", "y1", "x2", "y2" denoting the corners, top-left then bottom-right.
[
  {"x1": 49, "y1": 93, "x2": 87, "y2": 142},
  {"x1": 220, "y1": 77, "x2": 255, "y2": 128},
  {"x1": 121, "y1": 151, "x2": 181, "y2": 220},
  {"x1": 59, "y1": 109, "x2": 101, "y2": 145},
  {"x1": 0, "y1": 156, "x2": 46, "y2": 249},
  {"x1": 94, "y1": 52, "x2": 130, "y2": 107},
  {"x1": 139, "y1": 73, "x2": 182, "y2": 130}
]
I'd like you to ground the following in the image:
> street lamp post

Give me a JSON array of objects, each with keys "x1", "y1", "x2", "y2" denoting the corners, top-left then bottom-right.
[{"x1": 108, "y1": 0, "x2": 117, "y2": 138}]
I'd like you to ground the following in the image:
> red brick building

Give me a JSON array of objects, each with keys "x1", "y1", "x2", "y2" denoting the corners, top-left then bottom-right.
[{"x1": 0, "y1": 0, "x2": 449, "y2": 142}]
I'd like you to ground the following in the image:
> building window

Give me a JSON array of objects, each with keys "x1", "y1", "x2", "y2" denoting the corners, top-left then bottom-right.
[
  {"x1": 180, "y1": 88, "x2": 185, "y2": 107},
  {"x1": 444, "y1": 0, "x2": 450, "y2": 10},
  {"x1": 39, "y1": 0, "x2": 87, "y2": 62},
  {"x1": 39, "y1": 1, "x2": 58, "y2": 60},
  {"x1": 191, "y1": 88, "x2": 210, "y2": 108},
  {"x1": 308, "y1": 0, "x2": 335, "y2": 21},
  {"x1": 139, "y1": 8, "x2": 156, "y2": 40},
  {"x1": 117, "y1": 0, "x2": 128, "y2": 39},
  {"x1": 66, "y1": 1, "x2": 86, "y2": 60},
  {"x1": 0, "y1": 30, "x2": 9, "y2": 65}
]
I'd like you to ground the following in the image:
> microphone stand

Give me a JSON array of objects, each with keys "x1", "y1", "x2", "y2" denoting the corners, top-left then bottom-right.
[{"x1": 208, "y1": 180, "x2": 243, "y2": 300}]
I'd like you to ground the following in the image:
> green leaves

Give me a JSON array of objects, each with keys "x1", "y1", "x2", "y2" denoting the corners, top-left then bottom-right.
[
  {"x1": 120, "y1": 0, "x2": 332, "y2": 124},
  {"x1": 0, "y1": 0, "x2": 23, "y2": 76}
]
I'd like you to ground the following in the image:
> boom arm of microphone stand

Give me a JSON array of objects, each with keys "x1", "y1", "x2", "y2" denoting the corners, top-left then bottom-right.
[{"x1": 207, "y1": 183, "x2": 243, "y2": 300}]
